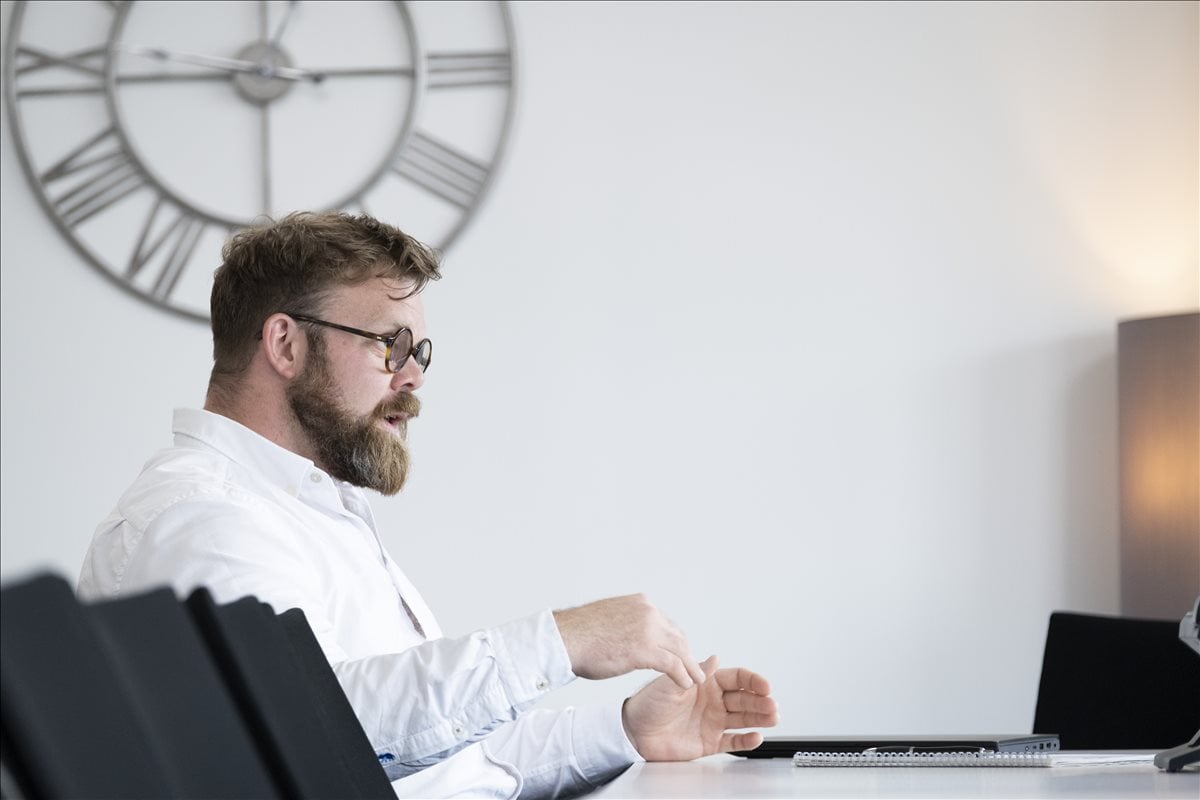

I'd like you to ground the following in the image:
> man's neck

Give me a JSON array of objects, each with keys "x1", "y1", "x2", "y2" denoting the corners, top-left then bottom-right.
[{"x1": 204, "y1": 384, "x2": 319, "y2": 467}]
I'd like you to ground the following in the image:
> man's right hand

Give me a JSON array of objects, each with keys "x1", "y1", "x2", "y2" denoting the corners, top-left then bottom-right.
[{"x1": 552, "y1": 593, "x2": 706, "y2": 689}]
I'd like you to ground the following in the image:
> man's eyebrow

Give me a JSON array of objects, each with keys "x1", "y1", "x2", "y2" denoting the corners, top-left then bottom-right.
[{"x1": 380, "y1": 316, "x2": 415, "y2": 333}]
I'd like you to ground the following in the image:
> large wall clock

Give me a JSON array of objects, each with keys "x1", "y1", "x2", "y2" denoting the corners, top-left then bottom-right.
[{"x1": 3, "y1": 0, "x2": 516, "y2": 321}]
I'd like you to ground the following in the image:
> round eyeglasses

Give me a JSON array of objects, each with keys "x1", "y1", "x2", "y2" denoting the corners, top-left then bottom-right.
[{"x1": 285, "y1": 313, "x2": 432, "y2": 373}]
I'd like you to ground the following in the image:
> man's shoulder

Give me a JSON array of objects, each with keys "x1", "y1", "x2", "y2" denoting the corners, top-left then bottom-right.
[{"x1": 115, "y1": 444, "x2": 274, "y2": 530}]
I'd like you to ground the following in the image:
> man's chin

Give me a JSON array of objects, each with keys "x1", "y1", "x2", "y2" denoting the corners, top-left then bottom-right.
[
  {"x1": 375, "y1": 482, "x2": 406, "y2": 497},
  {"x1": 372, "y1": 465, "x2": 409, "y2": 496}
]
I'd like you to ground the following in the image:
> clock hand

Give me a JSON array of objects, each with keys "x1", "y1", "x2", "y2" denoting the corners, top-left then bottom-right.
[
  {"x1": 120, "y1": 44, "x2": 326, "y2": 83},
  {"x1": 269, "y1": 0, "x2": 300, "y2": 48}
]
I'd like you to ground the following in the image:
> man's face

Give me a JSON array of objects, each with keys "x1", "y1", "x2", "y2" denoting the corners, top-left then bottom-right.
[{"x1": 286, "y1": 278, "x2": 428, "y2": 495}]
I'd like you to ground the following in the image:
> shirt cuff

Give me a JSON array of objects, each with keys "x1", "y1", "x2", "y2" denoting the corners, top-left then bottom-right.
[
  {"x1": 488, "y1": 609, "x2": 576, "y2": 710},
  {"x1": 572, "y1": 700, "x2": 644, "y2": 783}
]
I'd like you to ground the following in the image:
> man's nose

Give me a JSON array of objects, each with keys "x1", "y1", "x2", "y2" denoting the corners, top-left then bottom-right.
[{"x1": 390, "y1": 356, "x2": 425, "y2": 392}]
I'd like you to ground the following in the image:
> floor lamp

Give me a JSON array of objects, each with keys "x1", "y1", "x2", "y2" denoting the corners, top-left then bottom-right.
[{"x1": 1118, "y1": 311, "x2": 1199, "y2": 620}]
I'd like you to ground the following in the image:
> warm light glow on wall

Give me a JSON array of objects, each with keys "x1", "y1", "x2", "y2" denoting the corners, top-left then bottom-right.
[
  {"x1": 990, "y1": 3, "x2": 1198, "y2": 312},
  {"x1": 1119, "y1": 312, "x2": 1200, "y2": 619}
]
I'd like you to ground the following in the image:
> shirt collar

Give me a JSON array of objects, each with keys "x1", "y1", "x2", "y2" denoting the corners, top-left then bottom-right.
[
  {"x1": 171, "y1": 408, "x2": 379, "y2": 527},
  {"x1": 171, "y1": 407, "x2": 326, "y2": 494}
]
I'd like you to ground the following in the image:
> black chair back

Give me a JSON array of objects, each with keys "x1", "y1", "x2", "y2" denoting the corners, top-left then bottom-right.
[
  {"x1": 0, "y1": 574, "x2": 175, "y2": 799},
  {"x1": 87, "y1": 588, "x2": 279, "y2": 799},
  {"x1": 185, "y1": 589, "x2": 395, "y2": 799},
  {"x1": 278, "y1": 608, "x2": 398, "y2": 797}
]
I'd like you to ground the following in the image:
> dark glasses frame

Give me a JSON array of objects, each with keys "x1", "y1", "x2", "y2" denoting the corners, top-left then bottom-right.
[{"x1": 284, "y1": 312, "x2": 432, "y2": 373}]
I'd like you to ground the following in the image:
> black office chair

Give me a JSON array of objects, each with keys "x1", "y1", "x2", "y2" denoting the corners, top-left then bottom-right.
[
  {"x1": 185, "y1": 588, "x2": 396, "y2": 800},
  {"x1": 86, "y1": 587, "x2": 279, "y2": 799},
  {"x1": 1033, "y1": 610, "x2": 1200, "y2": 750},
  {"x1": 0, "y1": 574, "x2": 177, "y2": 799},
  {"x1": 276, "y1": 607, "x2": 402, "y2": 795}
]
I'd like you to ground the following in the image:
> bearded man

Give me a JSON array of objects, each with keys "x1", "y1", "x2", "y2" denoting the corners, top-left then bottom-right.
[{"x1": 78, "y1": 211, "x2": 777, "y2": 799}]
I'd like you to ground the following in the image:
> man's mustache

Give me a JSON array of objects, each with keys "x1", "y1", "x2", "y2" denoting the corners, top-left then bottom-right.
[{"x1": 377, "y1": 393, "x2": 421, "y2": 420}]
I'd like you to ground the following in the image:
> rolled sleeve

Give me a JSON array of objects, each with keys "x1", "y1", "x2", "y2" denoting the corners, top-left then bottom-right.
[
  {"x1": 490, "y1": 609, "x2": 576, "y2": 710},
  {"x1": 478, "y1": 701, "x2": 640, "y2": 800},
  {"x1": 570, "y1": 701, "x2": 644, "y2": 779},
  {"x1": 333, "y1": 609, "x2": 580, "y2": 778}
]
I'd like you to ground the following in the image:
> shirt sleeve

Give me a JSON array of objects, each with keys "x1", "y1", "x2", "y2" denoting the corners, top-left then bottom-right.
[
  {"x1": 479, "y1": 702, "x2": 643, "y2": 800},
  {"x1": 332, "y1": 610, "x2": 577, "y2": 776}
]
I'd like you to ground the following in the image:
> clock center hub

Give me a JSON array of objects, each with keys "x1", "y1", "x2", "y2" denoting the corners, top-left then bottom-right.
[{"x1": 231, "y1": 42, "x2": 296, "y2": 105}]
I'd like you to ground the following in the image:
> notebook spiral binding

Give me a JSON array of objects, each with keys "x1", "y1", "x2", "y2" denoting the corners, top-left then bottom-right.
[{"x1": 793, "y1": 750, "x2": 1054, "y2": 768}]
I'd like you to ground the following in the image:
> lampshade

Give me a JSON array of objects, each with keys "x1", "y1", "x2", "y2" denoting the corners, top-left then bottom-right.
[{"x1": 1118, "y1": 311, "x2": 1200, "y2": 619}]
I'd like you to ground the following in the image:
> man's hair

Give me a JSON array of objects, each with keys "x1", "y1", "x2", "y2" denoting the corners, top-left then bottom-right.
[{"x1": 209, "y1": 211, "x2": 441, "y2": 391}]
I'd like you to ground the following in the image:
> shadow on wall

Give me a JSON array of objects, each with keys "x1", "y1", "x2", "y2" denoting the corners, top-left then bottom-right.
[
  {"x1": 972, "y1": 333, "x2": 1119, "y2": 615},
  {"x1": 1059, "y1": 334, "x2": 1119, "y2": 611}
]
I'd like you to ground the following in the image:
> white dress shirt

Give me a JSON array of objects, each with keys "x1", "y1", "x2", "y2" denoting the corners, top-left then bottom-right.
[{"x1": 79, "y1": 408, "x2": 641, "y2": 799}]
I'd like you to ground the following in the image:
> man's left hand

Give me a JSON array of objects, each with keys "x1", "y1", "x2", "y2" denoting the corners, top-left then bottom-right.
[{"x1": 621, "y1": 655, "x2": 779, "y2": 761}]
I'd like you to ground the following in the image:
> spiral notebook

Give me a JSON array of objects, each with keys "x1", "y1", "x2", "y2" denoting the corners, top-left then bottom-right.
[
  {"x1": 792, "y1": 750, "x2": 1053, "y2": 768},
  {"x1": 775, "y1": 734, "x2": 1061, "y2": 768},
  {"x1": 792, "y1": 751, "x2": 1158, "y2": 769}
]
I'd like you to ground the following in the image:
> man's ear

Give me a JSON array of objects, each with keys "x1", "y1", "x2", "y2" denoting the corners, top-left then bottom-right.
[{"x1": 260, "y1": 313, "x2": 306, "y2": 380}]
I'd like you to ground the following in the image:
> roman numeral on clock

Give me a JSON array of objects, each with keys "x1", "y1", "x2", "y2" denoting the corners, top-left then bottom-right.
[
  {"x1": 128, "y1": 199, "x2": 208, "y2": 301},
  {"x1": 13, "y1": 44, "x2": 110, "y2": 97},
  {"x1": 40, "y1": 127, "x2": 147, "y2": 229},
  {"x1": 11, "y1": 1, "x2": 121, "y2": 98},
  {"x1": 426, "y1": 50, "x2": 511, "y2": 89},
  {"x1": 391, "y1": 132, "x2": 489, "y2": 209}
]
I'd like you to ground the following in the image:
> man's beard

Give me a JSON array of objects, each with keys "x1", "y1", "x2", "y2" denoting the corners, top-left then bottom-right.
[{"x1": 286, "y1": 347, "x2": 420, "y2": 496}]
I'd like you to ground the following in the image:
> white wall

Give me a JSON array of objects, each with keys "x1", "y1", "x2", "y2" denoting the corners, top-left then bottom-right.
[{"x1": 2, "y1": 0, "x2": 1197, "y2": 736}]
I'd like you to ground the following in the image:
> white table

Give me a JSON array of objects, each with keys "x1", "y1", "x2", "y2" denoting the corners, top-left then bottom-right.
[{"x1": 590, "y1": 753, "x2": 1199, "y2": 799}]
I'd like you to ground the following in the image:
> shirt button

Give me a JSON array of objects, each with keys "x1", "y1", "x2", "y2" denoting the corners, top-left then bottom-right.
[
  {"x1": 535, "y1": 678, "x2": 549, "y2": 691},
  {"x1": 309, "y1": 473, "x2": 322, "y2": 483},
  {"x1": 452, "y1": 724, "x2": 465, "y2": 737}
]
